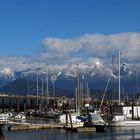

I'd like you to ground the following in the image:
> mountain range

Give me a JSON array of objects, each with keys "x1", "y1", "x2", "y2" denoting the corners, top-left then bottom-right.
[{"x1": 0, "y1": 63, "x2": 140, "y2": 99}]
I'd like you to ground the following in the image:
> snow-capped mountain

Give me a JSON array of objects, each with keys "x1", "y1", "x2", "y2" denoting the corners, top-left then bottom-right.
[
  {"x1": 0, "y1": 68, "x2": 15, "y2": 88},
  {"x1": 0, "y1": 63, "x2": 140, "y2": 97},
  {"x1": 121, "y1": 63, "x2": 138, "y2": 76},
  {"x1": 0, "y1": 68, "x2": 15, "y2": 78}
]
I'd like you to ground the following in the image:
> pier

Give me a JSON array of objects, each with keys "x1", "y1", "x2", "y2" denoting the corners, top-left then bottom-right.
[
  {"x1": 0, "y1": 94, "x2": 67, "y2": 112},
  {"x1": 8, "y1": 122, "x2": 64, "y2": 131},
  {"x1": 7, "y1": 122, "x2": 97, "y2": 132}
]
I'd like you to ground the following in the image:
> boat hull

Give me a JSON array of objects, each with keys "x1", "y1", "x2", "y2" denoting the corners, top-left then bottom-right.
[
  {"x1": 108, "y1": 120, "x2": 140, "y2": 127},
  {"x1": 84, "y1": 122, "x2": 105, "y2": 132}
]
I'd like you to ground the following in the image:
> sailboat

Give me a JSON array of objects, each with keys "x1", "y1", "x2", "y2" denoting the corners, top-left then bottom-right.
[
  {"x1": 60, "y1": 64, "x2": 84, "y2": 127},
  {"x1": 108, "y1": 51, "x2": 140, "y2": 127}
]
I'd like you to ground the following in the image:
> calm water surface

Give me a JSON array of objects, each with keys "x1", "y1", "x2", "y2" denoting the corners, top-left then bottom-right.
[{"x1": 1, "y1": 127, "x2": 140, "y2": 140}]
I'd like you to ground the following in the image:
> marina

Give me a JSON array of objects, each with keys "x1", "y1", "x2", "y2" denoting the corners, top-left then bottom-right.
[
  {"x1": 0, "y1": 52, "x2": 139, "y2": 139},
  {"x1": 0, "y1": 0, "x2": 140, "y2": 139}
]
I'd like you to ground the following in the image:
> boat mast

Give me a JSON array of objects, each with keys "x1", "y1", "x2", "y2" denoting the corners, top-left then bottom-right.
[
  {"x1": 46, "y1": 65, "x2": 49, "y2": 105},
  {"x1": 36, "y1": 68, "x2": 39, "y2": 107},
  {"x1": 75, "y1": 87, "x2": 78, "y2": 115},
  {"x1": 76, "y1": 64, "x2": 80, "y2": 116},
  {"x1": 118, "y1": 51, "x2": 121, "y2": 105},
  {"x1": 41, "y1": 79, "x2": 44, "y2": 102}
]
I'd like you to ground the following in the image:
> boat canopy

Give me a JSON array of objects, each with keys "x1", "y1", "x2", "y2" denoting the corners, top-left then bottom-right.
[
  {"x1": 89, "y1": 113, "x2": 104, "y2": 122},
  {"x1": 112, "y1": 115, "x2": 126, "y2": 122}
]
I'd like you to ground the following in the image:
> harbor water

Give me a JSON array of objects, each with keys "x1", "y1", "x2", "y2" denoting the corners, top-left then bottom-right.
[{"x1": 1, "y1": 126, "x2": 140, "y2": 140}]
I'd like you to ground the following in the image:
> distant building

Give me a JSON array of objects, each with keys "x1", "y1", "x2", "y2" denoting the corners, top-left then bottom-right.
[
  {"x1": 56, "y1": 96, "x2": 72, "y2": 108},
  {"x1": 112, "y1": 105, "x2": 140, "y2": 119}
]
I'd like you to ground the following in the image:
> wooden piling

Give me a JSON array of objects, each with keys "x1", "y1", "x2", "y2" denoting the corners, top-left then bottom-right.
[{"x1": 68, "y1": 111, "x2": 73, "y2": 129}]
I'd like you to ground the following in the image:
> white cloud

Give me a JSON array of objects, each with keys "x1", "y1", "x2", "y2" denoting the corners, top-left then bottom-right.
[
  {"x1": 0, "y1": 56, "x2": 44, "y2": 71},
  {"x1": 0, "y1": 32, "x2": 140, "y2": 71},
  {"x1": 108, "y1": 33, "x2": 140, "y2": 60},
  {"x1": 42, "y1": 32, "x2": 140, "y2": 65},
  {"x1": 42, "y1": 37, "x2": 81, "y2": 53}
]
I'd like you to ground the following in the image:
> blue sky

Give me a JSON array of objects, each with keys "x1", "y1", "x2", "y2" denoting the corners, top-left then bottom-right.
[{"x1": 0, "y1": 0, "x2": 140, "y2": 70}]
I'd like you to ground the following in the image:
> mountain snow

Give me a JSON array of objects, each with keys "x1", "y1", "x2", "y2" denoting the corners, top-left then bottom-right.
[
  {"x1": 0, "y1": 63, "x2": 139, "y2": 90},
  {"x1": 0, "y1": 68, "x2": 15, "y2": 80}
]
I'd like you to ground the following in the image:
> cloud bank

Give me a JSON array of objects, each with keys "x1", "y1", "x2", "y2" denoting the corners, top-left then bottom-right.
[
  {"x1": 42, "y1": 32, "x2": 140, "y2": 65},
  {"x1": 1, "y1": 32, "x2": 140, "y2": 70}
]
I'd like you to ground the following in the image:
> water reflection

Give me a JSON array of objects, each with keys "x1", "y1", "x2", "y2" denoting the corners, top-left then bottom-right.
[
  {"x1": 1, "y1": 126, "x2": 140, "y2": 140},
  {"x1": 0, "y1": 132, "x2": 5, "y2": 140},
  {"x1": 66, "y1": 131, "x2": 73, "y2": 140},
  {"x1": 107, "y1": 127, "x2": 140, "y2": 140}
]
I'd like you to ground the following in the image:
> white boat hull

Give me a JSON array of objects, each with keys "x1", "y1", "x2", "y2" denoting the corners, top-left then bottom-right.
[
  {"x1": 125, "y1": 120, "x2": 140, "y2": 126},
  {"x1": 108, "y1": 120, "x2": 140, "y2": 127},
  {"x1": 60, "y1": 113, "x2": 83, "y2": 127}
]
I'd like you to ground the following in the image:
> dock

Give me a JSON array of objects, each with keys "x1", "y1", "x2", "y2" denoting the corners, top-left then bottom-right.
[
  {"x1": 7, "y1": 122, "x2": 98, "y2": 132},
  {"x1": 66, "y1": 126, "x2": 96, "y2": 132},
  {"x1": 7, "y1": 110, "x2": 104, "y2": 132},
  {"x1": 8, "y1": 122, "x2": 64, "y2": 131}
]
